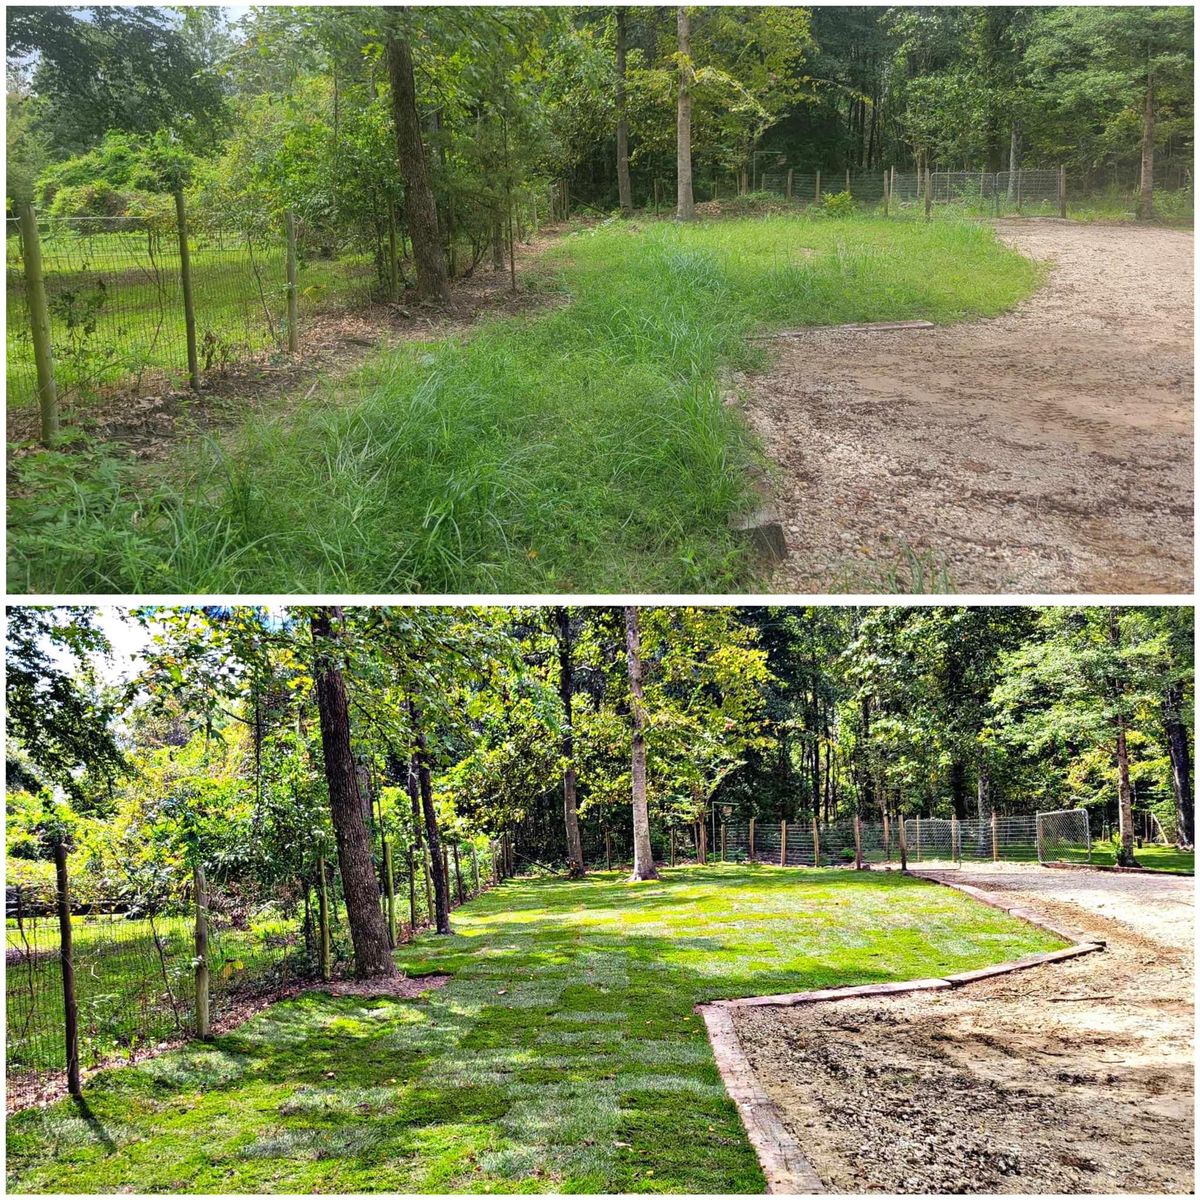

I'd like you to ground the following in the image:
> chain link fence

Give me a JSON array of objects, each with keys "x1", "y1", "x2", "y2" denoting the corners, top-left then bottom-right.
[{"x1": 6, "y1": 206, "x2": 375, "y2": 419}]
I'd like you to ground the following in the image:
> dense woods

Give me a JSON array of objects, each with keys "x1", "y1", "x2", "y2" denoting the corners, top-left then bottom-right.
[
  {"x1": 7, "y1": 605, "x2": 1193, "y2": 957},
  {"x1": 8, "y1": 5, "x2": 1193, "y2": 275}
]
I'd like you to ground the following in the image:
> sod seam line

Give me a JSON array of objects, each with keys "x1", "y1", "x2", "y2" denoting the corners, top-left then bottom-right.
[{"x1": 698, "y1": 869, "x2": 1105, "y2": 1194}]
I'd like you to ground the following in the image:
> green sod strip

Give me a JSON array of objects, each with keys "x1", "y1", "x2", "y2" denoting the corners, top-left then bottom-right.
[
  {"x1": 7, "y1": 866, "x2": 1062, "y2": 1194},
  {"x1": 8, "y1": 214, "x2": 1041, "y2": 595}
]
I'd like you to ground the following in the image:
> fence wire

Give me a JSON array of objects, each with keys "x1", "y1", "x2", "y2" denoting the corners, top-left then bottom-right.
[{"x1": 6, "y1": 211, "x2": 375, "y2": 416}]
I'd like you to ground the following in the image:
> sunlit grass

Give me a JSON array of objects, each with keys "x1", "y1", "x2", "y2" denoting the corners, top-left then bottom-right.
[
  {"x1": 7, "y1": 864, "x2": 1062, "y2": 1193},
  {"x1": 8, "y1": 214, "x2": 1041, "y2": 594}
]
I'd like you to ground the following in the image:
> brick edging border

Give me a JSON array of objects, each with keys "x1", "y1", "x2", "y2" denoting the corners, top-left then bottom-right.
[{"x1": 698, "y1": 869, "x2": 1105, "y2": 1195}]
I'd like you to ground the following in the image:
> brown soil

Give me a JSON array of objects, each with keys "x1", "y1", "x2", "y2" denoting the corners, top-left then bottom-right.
[
  {"x1": 742, "y1": 219, "x2": 1194, "y2": 592},
  {"x1": 732, "y1": 865, "x2": 1194, "y2": 1194},
  {"x1": 6, "y1": 231, "x2": 570, "y2": 463}
]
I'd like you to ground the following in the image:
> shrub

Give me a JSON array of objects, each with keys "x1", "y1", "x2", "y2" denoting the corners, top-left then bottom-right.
[
  {"x1": 47, "y1": 181, "x2": 130, "y2": 233},
  {"x1": 819, "y1": 191, "x2": 856, "y2": 218}
]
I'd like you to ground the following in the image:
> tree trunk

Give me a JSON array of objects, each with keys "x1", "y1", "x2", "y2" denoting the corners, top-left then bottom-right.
[
  {"x1": 615, "y1": 8, "x2": 633, "y2": 217},
  {"x1": 310, "y1": 608, "x2": 395, "y2": 978},
  {"x1": 1137, "y1": 72, "x2": 1155, "y2": 221},
  {"x1": 1108, "y1": 608, "x2": 1138, "y2": 867},
  {"x1": 555, "y1": 607, "x2": 586, "y2": 876},
  {"x1": 491, "y1": 216, "x2": 505, "y2": 271},
  {"x1": 949, "y1": 760, "x2": 968, "y2": 820},
  {"x1": 1164, "y1": 681, "x2": 1193, "y2": 845},
  {"x1": 624, "y1": 606, "x2": 658, "y2": 880},
  {"x1": 409, "y1": 699, "x2": 451, "y2": 933},
  {"x1": 675, "y1": 6, "x2": 694, "y2": 221},
  {"x1": 386, "y1": 29, "x2": 449, "y2": 303}
]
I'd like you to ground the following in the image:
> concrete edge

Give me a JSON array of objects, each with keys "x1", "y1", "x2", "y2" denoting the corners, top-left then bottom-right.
[{"x1": 699, "y1": 870, "x2": 1106, "y2": 1194}]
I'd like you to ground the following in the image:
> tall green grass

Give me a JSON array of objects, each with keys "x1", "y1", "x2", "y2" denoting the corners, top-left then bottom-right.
[{"x1": 8, "y1": 214, "x2": 1040, "y2": 594}]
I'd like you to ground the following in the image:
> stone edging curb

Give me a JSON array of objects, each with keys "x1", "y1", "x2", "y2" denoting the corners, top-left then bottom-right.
[{"x1": 698, "y1": 869, "x2": 1105, "y2": 1194}]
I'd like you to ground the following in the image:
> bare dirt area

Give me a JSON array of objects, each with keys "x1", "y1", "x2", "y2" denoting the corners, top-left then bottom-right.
[
  {"x1": 732, "y1": 864, "x2": 1194, "y2": 1194},
  {"x1": 744, "y1": 220, "x2": 1194, "y2": 592},
  {"x1": 5, "y1": 231, "x2": 568, "y2": 463}
]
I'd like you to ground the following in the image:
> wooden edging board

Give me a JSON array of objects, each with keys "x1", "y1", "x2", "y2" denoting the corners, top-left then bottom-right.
[{"x1": 698, "y1": 868, "x2": 1104, "y2": 1194}]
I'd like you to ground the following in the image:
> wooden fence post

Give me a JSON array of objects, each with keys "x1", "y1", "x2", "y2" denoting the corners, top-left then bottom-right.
[
  {"x1": 382, "y1": 836, "x2": 396, "y2": 948},
  {"x1": 453, "y1": 843, "x2": 465, "y2": 905},
  {"x1": 52, "y1": 838, "x2": 81, "y2": 1097},
  {"x1": 780, "y1": 820, "x2": 788, "y2": 867},
  {"x1": 421, "y1": 848, "x2": 434, "y2": 918},
  {"x1": 845, "y1": 168, "x2": 851, "y2": 194},
  {"x1": 749, "y1": 818, "x2": 756, "y2": 862},
  {"x1": 814, "y1": 170, "x2": 821, "y2": 203},
  {"x1": 883, "y1": 811, "x2": 891, "y2": 862},
  {"x1": 991, "y1": 810, "x2": 1000, "y2": 862},
  {"x1": 407, "y1": 848, "x2": 417, "y2": 935},
  {"x1": 193, "y1": 862, "x2": 211, "y2": 1039},
  {"x1": 17, "y1": 201, "x2": 59, "y2": 446},
  {"x1": 923, "y1": 169, "x2": 932, "y2": 221},
  {"x1": 470, "y1": 844, "x2": 480, "y2": 894},
  {"x1": 785, "y1": 168, "x2": 793, "y2": 199},
  {"x1": 898, "y1": 815, "x2": 909, "y2": 871},
  {"x1": 1015, "y1": 167, "x2": 1023, "y2": 213},
  {"x1": 284, "y1": 210, "x2": 300, "y2": 353},
  {"x1": 669, "y1": 826, "x2": 676, "y2": 868},
  {"x1": 318, "y1": 854, "x2": 332, "y2": 979},
  {"x1": 1058, "y1": 164, "x2": 1067, "y2": 219},
  {"x1": 605, "y1": 829, "x2": 612, "y2": 870},
  {"x1": 854, "y1": 815, "x2": 863, "y2": 869},
  {"x1": 812, "y1": 818, "x2": 820, "y2": 867},
  {"x1": 720, "y1": 823, "x2": 727, "y2": 862},
  {"x1": 950, "y1": 814, "x2": 959, "y2": 864},
  {"x1": 915, "y1": 815, "x2": 921, "y2": 862},
  {"x1": 174, "y1": 188, "x2": 201, "y2": 391}
]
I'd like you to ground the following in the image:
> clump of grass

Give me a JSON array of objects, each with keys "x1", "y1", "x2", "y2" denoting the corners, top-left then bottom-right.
[{"x1": 9, "y1": 214, "x2": 1041, "y2": 594}]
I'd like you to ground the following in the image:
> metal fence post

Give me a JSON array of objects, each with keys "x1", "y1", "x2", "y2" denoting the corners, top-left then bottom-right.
[
  {"x1": 284, "y1": 210, "x2": 300, "y2": 353},
  {"x1": 52, "y1": 837, "x2": 81, "y2": 1097},
  {"x1": 882, "y1": 170, "x2": 889, "y2": 216},
  {"x1": 991, "y1": 809, "x2": 1000, "y2": 862},
  {"x1": 174, "y1": 188, "x2": 201, "y2": 391},
  {"x1": 780, "y1": 820, "x2": 788, "y2": 867},
  {"x1": 193, "y1": 862, "x2": 211, "y2": 1039},
  {"x1": 951, "y1": 814, "x2": 959, "y2": 863},
  {"x1": 915, "y1": 815, "x2": 921, "y2": 862},
  {"x1": 669, "y1": 826, "x2": 676, "y2": 867},
  {"x1": 814, "y1": 170, "x2": 821, "y2": 204},
  {"x1": 720, "y1": 822, "x2": 727, "y2": 862},
  {"x1": 749, "y1": 817, "x2": 756, "y2": 862},
  {"x1": 923, "y1": 169, "x2": 932, "y2": 221},
  {"x1": 17, "y1": 201, "x2": 60, "y2": 446}
]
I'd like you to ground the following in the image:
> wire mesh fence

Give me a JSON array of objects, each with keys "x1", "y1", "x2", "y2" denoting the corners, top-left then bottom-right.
[
  {"x1": 1036, "y1": 810, "x2": 1092, "y2": 865},
  {"x1": 5, "y1": 835, "x2": 496, "y2": 1108},
  {"x1": 6, "y1": 207, "x2": 375, "y2": 417}
]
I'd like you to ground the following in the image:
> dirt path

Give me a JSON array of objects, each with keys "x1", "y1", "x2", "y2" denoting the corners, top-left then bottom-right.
[
  {"x1": 731, "y1": 864, "x2": 1194, "y2": 1193},
  {"x1": 744, "y1": 220, "x2": 1194, "y2": 592}
]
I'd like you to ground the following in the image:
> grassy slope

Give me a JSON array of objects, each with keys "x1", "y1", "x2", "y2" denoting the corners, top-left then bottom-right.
[
  {"x1": 8, "y1": 214, "x2": 1041, "y2": 594},
  {"x1": 7, "y1": 865, "x2": 1062, "y2": 1193}
]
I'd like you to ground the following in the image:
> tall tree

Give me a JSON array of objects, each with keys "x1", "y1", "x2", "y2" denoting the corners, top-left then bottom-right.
[
  {"x1": 675, "y1": 6, "x2": 694, "y2": 220},
  {"x1": 310, "y1": 607, "x2": 396, "y2": 977},
  {"x1": 624, "y1": 606, "x2": 658, "y2": 880},
  {"x1": 385, "y1": 24, "x2": 450, "y2": 303}
]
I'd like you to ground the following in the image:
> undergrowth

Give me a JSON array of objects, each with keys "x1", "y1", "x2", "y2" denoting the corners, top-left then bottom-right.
[{"x1": 8, "y1": 214, "x2": 1040, "y2": 593}]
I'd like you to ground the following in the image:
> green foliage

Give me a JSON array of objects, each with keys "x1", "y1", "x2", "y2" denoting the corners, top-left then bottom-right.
[{"x1": 818, "y1": 190, "x2": 855, "y2": 218}]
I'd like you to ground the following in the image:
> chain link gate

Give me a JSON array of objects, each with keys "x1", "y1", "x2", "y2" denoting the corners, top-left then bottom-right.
[{"x1": 1036, "y1": 809, "x2": 1092, "y2": 865}]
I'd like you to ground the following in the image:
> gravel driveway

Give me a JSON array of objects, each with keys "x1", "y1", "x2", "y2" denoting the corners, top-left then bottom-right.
[
  {"x1": 732, "y1": 864, "x2": 1194, "y2": 1193},
  {"x1": 744, "y1": 219, "x2": 1194, "y2": 592}
]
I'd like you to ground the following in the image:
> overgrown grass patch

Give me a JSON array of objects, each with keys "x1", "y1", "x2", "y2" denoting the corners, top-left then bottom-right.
[
  {"x1": 7, "y1": 864, "x2": 1062, "y2": 1193},
  {"x1": 9, "y1": 214, "x2": 1041, "y2": 593}
]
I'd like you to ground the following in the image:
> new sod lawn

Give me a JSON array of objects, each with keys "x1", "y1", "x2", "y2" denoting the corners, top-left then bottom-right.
[
  {"x1": 8, "y1": 213, "x2": 1042, "y2": 594},
  {"x1": 1087, "y1": 844, "x2": 1194, "y2": 873},
  {"x1": 7, "y1": 865, "x2": 1063, "y2": 1193}
]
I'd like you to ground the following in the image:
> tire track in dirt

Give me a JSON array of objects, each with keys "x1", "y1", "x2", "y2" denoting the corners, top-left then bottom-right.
[{"x1": 743, "y1": 219, "x2": 1193, "y2": 592}]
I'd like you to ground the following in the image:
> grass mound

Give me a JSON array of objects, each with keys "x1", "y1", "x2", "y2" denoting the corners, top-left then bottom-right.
[
  {"x1": 7, "y1": 864, "x2": 1061, "y2": 1193},
  {"x1": 9, "y1": 214, "x2": 1041, "y2": 593}
]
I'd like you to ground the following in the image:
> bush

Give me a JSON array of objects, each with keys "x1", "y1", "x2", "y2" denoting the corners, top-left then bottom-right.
[
  {"x1": 819, "y1": 191, "x2": 856, "y2": 218},
  {"x1": 47, "y1": 181, "x2": 131, "y2": 233}
]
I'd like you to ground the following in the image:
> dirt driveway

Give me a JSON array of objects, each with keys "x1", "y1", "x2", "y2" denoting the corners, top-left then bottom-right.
[
  {"x1": 732, "y1": 865, "x2": 1194, "y2": 1193},
  {"x1": 745, "y1": 220, "x2": 1194, "y2": 592}
]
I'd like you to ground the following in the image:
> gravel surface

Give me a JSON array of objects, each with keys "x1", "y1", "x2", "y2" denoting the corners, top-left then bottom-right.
[
  {"x1": 743, "y1": 219, "x2": 1194, "y2": 593},
  {"x1": 732, "y1": 864, "x2": 1194, "y2": 1194}
]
